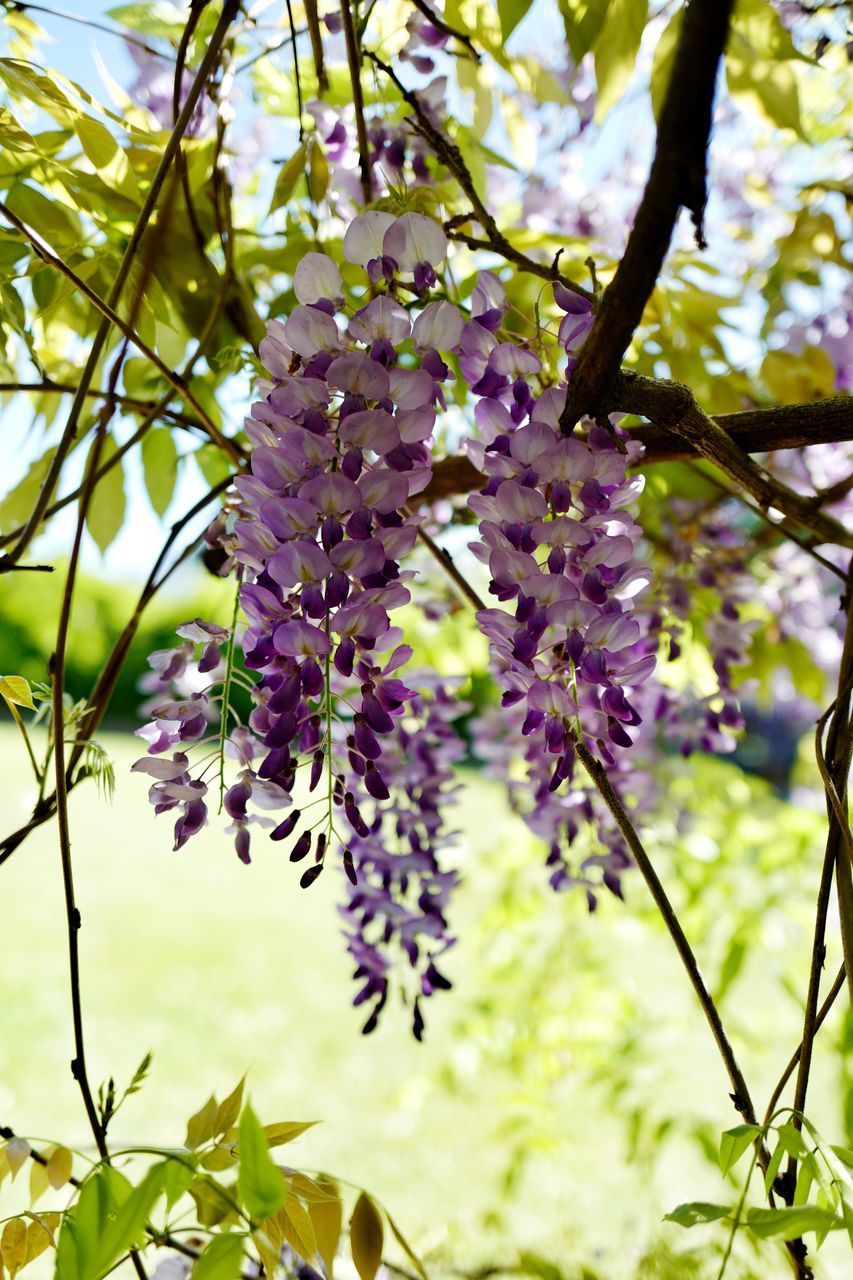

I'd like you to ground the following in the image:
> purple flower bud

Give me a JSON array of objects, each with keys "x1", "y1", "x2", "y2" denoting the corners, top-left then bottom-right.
[
  {"x1": 235, "y1": 826, "x2": 251, "y2": 864},
  {"x1": 325, "y1": 571, "x2": 350, "y2": 609},
  {"x1": 301, "y1": 584, "x2": 326, "y2": 619},
  {"x1": 300, "y1": 862, "x2": 323, "y2": 888},
  {"x1": 290, "y1": 831, "x2": 312, "y2": 862},
  {"x1": 343, "y1": 849, "x2": 358, "y2": 884},
  {"x1": 309, "y1": 749, "x2": 325, "y2": 791},
  {"x1": 301, "y1": 659, "x2": 325, "y2": 697},
  {"x1": 321, "y1": 515, "x2": 344, "y2": 549},
  {"x1": 271, "y1": 810, "x2": 300, "y2": 840},
  {"x1": 353, "y1": 716, "x2": 381, "y2": 761},
  {"x1": 335, "y1": 637, "x2": 356, "y2": 677},
  {"x1": 364, "y1": 763, "x2": 390, "y2": 800}
]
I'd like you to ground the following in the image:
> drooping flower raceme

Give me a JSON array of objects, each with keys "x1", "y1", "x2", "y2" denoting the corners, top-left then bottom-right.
[
  {"x1": 339, "y1": 678, "x2": 466, "y2": 1038},
  {"x1": 134, "y1": 212, "x2": 470, "y2": 1033}
]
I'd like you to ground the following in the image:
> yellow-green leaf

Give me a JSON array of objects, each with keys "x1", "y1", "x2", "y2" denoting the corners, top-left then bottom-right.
[
  {"x1": 762, "y1": 347, "x2": 835, "y2": 404},
  {"x1": 0, "y1": 676, "x2": 34, "y2": 710},
  {"x1": 307, "y1": 138, "x2": 329, "y2": 204},
  {"x1": 186, "y1": 1095, "x2": 220, "y2": 1149},
  {"x1": 76, "y1": 117, "x2": 118, "y2": 168},
  {"x1": 269, "y1": 144, "x2": 306, "y2": 215},
  {"x1": 222, "y1": 1120, "x2": 319, "y2": 1149},
  {"x1": 4, "y1": 1139, "x2": 30, "y2": 1179},
  {"x1": 236, "y1": 1105, "x2": 286, "y2": 1220},
  {"x1": 309, "y1": 1178, "x2": 342, "y2": 1278},
  {"x1": 497, "y1": 0, "x2": 534, "y2": 41},
  {"x1": 45, "y1": 1146, "x2": 72, "y2": 1191},
  {"x1": 24, "y1": 1214, "x2": 59, "y2": 1265},
  {"x1": 28, "y1": 1159, "x2": 49, "y2": 1205},
  {"x1": 349, "y1": 1193, "x2": 383, "y2": 1280},
  {"x1": 0, "y1": 1221, "x2": 27, "y2": 1279},
  {"x1": 649, "y1": 9, "x2": 681, "y2": 120},
  {"x1": 85, "y1": 435, "x2": 126, "y2": 555},
  {"x1": 594, "y1": 0, "x2": 648, "y2": 122},
  {"x1": 280, "y1": 1198, "x2": 316, "y2": 1262},
  {"x1": 192, "y1": 1232, "x2": 245, "y2": 1280},
  {"x1": 141, "y1": 427, "x2": 179, "y2": 517},
  {"x1": 385, "y1": 1209, "x2": 428, "y2": 1280}
]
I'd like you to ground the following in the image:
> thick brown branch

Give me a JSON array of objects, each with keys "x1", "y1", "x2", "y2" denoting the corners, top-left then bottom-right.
[
  {"x1": 419, "y1": 394, "x2": 853, "y2": 504},
  {"x1": 559, "y1": 0, "x2": 735, "y2": 428},
  {"x1": 611, "y1": 375, "x2": 852, "y2": 548}
]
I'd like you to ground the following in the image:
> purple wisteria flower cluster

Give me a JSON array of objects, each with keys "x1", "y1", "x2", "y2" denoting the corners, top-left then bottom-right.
[
  {"x1": 133, "y1": 211, "x2": 475, "y2": 1033},
  {"x1": 339, "y1": 678, "x2": 465, "y2": 1037},
  {"x1": 456, "y1": 276, "x2": 657, "y2": 891}
]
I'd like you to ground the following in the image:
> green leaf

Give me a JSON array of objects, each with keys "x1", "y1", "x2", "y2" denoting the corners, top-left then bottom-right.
[
  {"x1": 349, "y1": 1193, "x2": 384, "y2": 1280},
  {"x1": 194, "y1": 444, "x2": 233, "y2": 489},
  {"x1": 649, "y1": 9, "x2": 681, "y2": 121},
  {"x1": 163, "y1": 1156, "x2": 197, "y2": 1210},
  {"x1": 558, "y1": 0, "x2": 610, "y2": 63},
  {"x1": 309, "y1": 1178, "x2": 342, "y2": 1278},
  {"x1": 664, "y1": 1201, "x2": 732, "y2": 1229},
  {"x1": 0, "y1": 447, "x2": 57, "y2": 535},
  {"x1": 55, "y1": 1165, "x2": 130, "y2": 1280},
  {"x1": 497, "y1": 0, "x2": 535, "y2": 41},
  {"x1": 106, "y1": 3, "x2": 187, "y2": 39},
  {"x1": 269, "y1": 144, "x2": 306, "y2": 215},
  {"x1": 593, "y1": 0, "x2": 648, "y2": 122},
  {"x1": 236, "y1": 1105, "x2": 286, "y2": 1220},
  {"x1": 745, "y1": 1204, "x2": 843, "y2": 1240},
  {"x1": 185, "y1": 1095, "x2": 220, "y2": 1150},
  {"x1": 192, "y1": 1233, "x2": 245, "y2": 1280},
  {"x1": 307, "y1": 138, "x2": 329, "y2": 204},
  {"x1": 262, "y1": 1121, "x2": 318, "y2": 1148},
  {"x1": 85, "y1": 436, "x2": 125, "y2": 555},
  {"x1": 385, "y1": 1208, "x2": 427, "y2": 1280},
  {"x1": 5, "y1": 182, "x2": 80, "y2": 247},
  {"x1": 726, "y1": 29, "x2": 804, "y2": 136},
  {"x1": 141, "y1": 428, "x2": 179, "y2": 517},
  {"x1": 75, "y1": 117, "x2": 118, "y2": 169},
  {"x1": 0, "y1": 107, "x2": 37, "y2": 153},
  {"x1": 280, "y1": 1198, "x2": 317, "y2": 1262},
  {"x1": 0, "y1": 676, "x2": 35, "y2": 710},
  {"x1": 214, "y1": 1077, "x2": 246, "y2": 1138},
  {"x1": 189, "y1": 1177, "x2": 232, "y2": 1229},
  {"x1": 719, "y1": 1124, "x2": 762, "y2": 1176},
  {"x1": 90, "y1": 1162, "x2": 167, "y2": 1271}
]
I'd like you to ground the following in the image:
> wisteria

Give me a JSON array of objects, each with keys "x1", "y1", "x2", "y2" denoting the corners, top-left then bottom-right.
[{"x1": 131, "y1": 178, "x2": 845, "y2": 1036}]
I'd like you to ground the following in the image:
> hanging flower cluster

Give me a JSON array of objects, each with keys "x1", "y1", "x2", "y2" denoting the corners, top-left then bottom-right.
[
  {"x1": 339, "y1": 678, "x2": 465, "y2": 1037},
  {"x1": 464, "y1": 291, "x2": 656, "y2": 769}
]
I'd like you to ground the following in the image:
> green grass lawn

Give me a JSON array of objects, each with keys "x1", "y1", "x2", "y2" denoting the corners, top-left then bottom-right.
[{"x1": 0, "y1": 724, "x2": 848, "y2": 1278}]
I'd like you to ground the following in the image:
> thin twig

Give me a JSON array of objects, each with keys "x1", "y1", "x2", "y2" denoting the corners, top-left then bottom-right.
[
  {"x1": 304, "y1": 0, "x2": 328, "y2": 93},
  {"x1": 0, "y1": 200, "x2": 239, "y2": 467},
  {"x1": 341, "y1": 0, "x2": 373, "y2": 203},
  {"x1": 409, "y1": 0, "x2": 480, "y2": 60},
  {"x1": 367, "y1": 51, "x2": 592, "y2": 302},
  {"x1": 763, "y1": 964, "x2": 846, "y2": 1127}
]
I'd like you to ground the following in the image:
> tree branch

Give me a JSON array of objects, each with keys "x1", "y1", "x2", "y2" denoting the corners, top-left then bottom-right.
[
  {"x1": 418, "y1": 393, "x2": 853, "y2": 504},
  {"x1": 366, "y1": 50, "x2": 592, "y2": 302},
  {"x1": 559, "y1": 0, "x2": 736, "y2": 429},
  {"x1": 341, "y1": 0, "x2": 374, "y2": 203}
]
